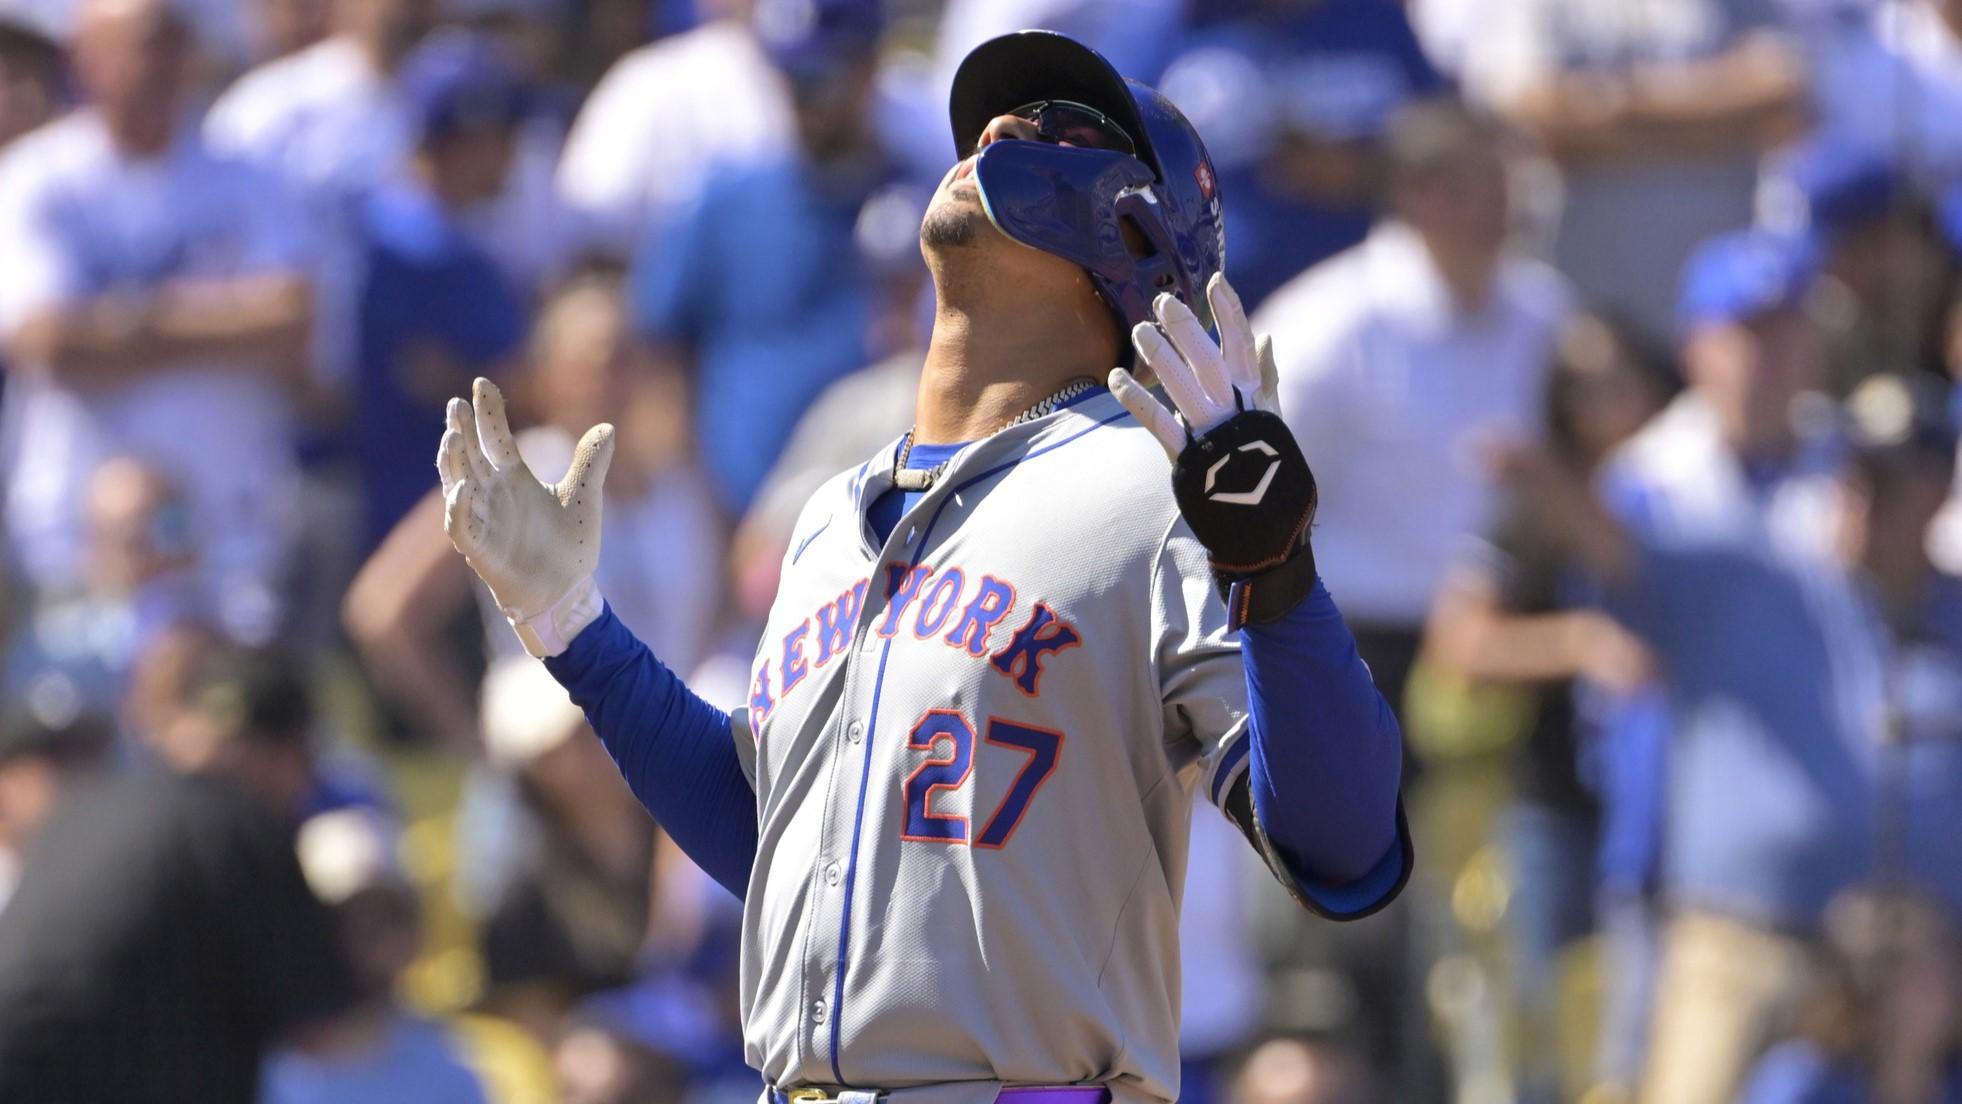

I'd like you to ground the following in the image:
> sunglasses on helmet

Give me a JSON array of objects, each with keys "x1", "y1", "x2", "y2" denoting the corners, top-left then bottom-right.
[{"x1": 1008, "y1": 99, "x2": 1137, "y2": 158}]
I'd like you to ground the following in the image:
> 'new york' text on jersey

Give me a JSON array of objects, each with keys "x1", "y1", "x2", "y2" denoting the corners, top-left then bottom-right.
[{"x1": 730, "y1": 391, "x2": 1254, "y2": 1104}]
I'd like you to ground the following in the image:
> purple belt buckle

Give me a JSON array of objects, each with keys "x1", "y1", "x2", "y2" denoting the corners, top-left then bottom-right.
[{"x1": 994, "y1": 1089, "x2": 1111, "y2": 1104}]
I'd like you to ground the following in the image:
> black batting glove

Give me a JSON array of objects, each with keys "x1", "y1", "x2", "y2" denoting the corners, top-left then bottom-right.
[{"x1": 1110, "y1": 275, "x2": 1320, "y2": 629}]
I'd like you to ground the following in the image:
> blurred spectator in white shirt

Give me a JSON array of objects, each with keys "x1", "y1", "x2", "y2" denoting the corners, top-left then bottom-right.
[
  {"x1": 1458, "y1": 0, "x2": 1807, "y2": 347},
  {"x1": 1256, "y1": 100, "x2": 1571, "y2": 711},
  {"x1": 554, "y1": 3, "x2": 794, "y2": 255},
  {"x1": 0, "y1": 0, "x2": 311, "y2": 642}
]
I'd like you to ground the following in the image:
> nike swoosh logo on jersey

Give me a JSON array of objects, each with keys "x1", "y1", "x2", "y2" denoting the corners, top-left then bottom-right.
[{"x1": 793, "y1": 516, "x2": 833, "y2": 563}]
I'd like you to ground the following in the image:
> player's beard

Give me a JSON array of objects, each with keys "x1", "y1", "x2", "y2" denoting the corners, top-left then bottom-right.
[{"x1": 920, "y1": 202, "x2": 982, "y2": 249}]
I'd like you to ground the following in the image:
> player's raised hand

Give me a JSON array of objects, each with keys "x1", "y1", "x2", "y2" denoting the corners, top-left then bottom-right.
[
  {"x1": 1109, "y1": 274, "x2": 1318, "y2": 625},
  {"x1": 1110, "y1": 271, "x2": 1280, "y2": 453},
  {"x1": 435, "y1": 377, "x2": 614, "y2": 657}
]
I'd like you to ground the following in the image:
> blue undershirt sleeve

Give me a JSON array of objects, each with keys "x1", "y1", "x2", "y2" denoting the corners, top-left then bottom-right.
[
  {"x1": 543, "y1": 604, "x2": 759, "y2": 899},
  {"x1": 1241, "y1": 577, "x2": 1410, "y2": 918}
]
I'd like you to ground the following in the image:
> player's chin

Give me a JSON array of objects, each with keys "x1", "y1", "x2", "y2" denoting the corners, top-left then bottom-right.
[{"x1": 920, "y1": 193, "x2": 987, "y2": 249}]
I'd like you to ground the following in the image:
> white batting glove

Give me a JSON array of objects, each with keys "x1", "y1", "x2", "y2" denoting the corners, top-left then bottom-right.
[
  {"x1": 1108, "y1": 274, "x2": 1319, "y2": 622},
  {"x1": 435, "y1": 377, "x2": 615, "y2": 658},
  {"x1": 1108, "y1": 272, "x2": 1280, "y2": 457}
]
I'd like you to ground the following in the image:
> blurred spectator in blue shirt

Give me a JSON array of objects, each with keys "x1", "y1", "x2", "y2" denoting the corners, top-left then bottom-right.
[
  {"x1": 1741, "y1": 889, "x2": 1962, "y2": 1104},
  {"x1": 1834, "y1": 374, "x2": 1962, "y2": 923},
  {"x1": 1491, "y1": 230, "x2": 1962, "y2": 1104},
  {"x1": 1157, "y1": 0, "x2": 1446, "y2": 309},
  {"x1": 630, "y1": 0, "x2": 895, "y2": 510},
  {"x1": 352, "y1": 31, "x2": 529, "y2": 553},
  {"x1": 3, "y1": 458, "x2": 203, "y2": 726}
]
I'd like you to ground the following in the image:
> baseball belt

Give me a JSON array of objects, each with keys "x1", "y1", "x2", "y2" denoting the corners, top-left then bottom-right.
[{"x1": 770, "y1": 1087, "x2": 1112, "y2": 1104}]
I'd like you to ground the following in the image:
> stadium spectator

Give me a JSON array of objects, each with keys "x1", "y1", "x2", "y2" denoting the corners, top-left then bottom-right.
[
  {"x1": 1489, "y1": 230, "x2": 1962, "y2": 1103},
  {"x1": 1741, "y1": 888, "x2": 1962, "y2": 1104},
  {"x1": 0, "y1": 704, "x2": 112, "y2": 911},
  {"x1": 0, "y1": 7, "x2": 61, "y2": 151},
  {"x1": 1421, "y1": 313, "x2": 1672, "y2": 1104},
  {"x1": 1742, "y1": 886, "x2": 1962, "y2": 1104},
  {"x1": 554, "y1": 0, "x2": 800, "y2": 253},
  {"x1": 1255, "y1": 97, "x2": 1567, "y2": 1102},
  {"x1": 207, "y1": 0, "x2": 570, "y2": 380},
  {"x1": 344, "y1": 276, "x2": 720, "y2": 751},
  {"x1": 1760, "y1": 138, "x2": 1950, "y2": 392},
  {"x1": 1457, "y1": 0, "x2": 1808, "y2": 346},
  {"x1": 628, "y1": 0, "x2": 891, "y2": 509},
  {"x1": 730, "y1": 348, "x2": 916, "y2": 622},
  {"x1": 0, "y1": 644, "x2": 356, "y2": 1104},
  {"x1": 2, "y1": 457, "x2": 203, "y2": 718},
  {"x1": 0, "y1": 0, "x2": 311, "y2": 643},
  {"x1": 1808, "y1": 0, "x2": 1962, "y2": 186},
  {"x1": 931, "y1": 0, "x2": 1184, "y2": 92},
  {"x1": 1257, "y1": 100, "x2": 1572, "y2": 718},
  {"x1": 251, "y1": 0, "x2": 332, "y2": 58},
  {"x1": 471, "y1": 657, "x2": 656, "y2": 1041},
  {"x1": 1156, "y1": 0, "x2": 1448, "y2": 308},
  {"x1": 1831, "y1": 375, "x2": 1962, "y2": 923},
  {"x1": 262, "y1": 807, "x2": 550, "y2": 1103},
  {"x1": 350, "y1": 29, "x2": 531, "y2": 553},
  {"x1": 205, "y1": 0, "x2": 435, "y2": 211}
]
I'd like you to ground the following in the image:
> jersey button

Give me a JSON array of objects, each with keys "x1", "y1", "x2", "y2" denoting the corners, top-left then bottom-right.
[
  {"x1": 845, "y1": 721, "x2": 864, "y2": 744},
  {"x1": 824, "y1": 861, "x2": 841, "y2": 886},
  {"x1": 811, "y1": 1000, "x2": 828, "y2": 1024}
]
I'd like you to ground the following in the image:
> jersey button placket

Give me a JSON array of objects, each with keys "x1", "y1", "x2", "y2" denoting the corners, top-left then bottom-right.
[
  {"x1": 823, "y1": 861, "x2": 842, "y2": 886},
  {"x1": 845, "y1": 720, "x2": 863, "y2": 744}
]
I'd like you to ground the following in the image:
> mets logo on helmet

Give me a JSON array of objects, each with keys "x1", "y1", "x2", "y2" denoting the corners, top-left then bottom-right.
[{"x1": 1194, "y1": 158, "x2": 1216, "y2": 201}]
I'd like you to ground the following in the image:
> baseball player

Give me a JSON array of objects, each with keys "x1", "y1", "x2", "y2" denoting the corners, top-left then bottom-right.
[{"x1": 438, "y1": 30, "x2": 1410, "y2": 1104}]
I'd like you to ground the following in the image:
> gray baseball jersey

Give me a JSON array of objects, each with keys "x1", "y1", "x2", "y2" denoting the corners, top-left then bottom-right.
[{"x1": 730, "y1": 390, "x2": 1257, "y2": 1104}]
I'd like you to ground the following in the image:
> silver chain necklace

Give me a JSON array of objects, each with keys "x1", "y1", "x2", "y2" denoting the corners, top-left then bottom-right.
[{"x1": 892, "y1": 377, "x2": 1099, "y2": 492}]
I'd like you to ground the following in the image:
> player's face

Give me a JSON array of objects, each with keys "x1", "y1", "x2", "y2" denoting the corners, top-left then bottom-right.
[
  {"x1": 921, "y1": 114, "x2": 1036, "y2": 245},
  {"x1": 923, "y1": 108, "x2": 1126, "y2": 249}
]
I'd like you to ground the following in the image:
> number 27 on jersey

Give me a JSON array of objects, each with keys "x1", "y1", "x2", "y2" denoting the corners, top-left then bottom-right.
[{"x1": 902, "y1": 710, "x2": 1062, "y2": 848}]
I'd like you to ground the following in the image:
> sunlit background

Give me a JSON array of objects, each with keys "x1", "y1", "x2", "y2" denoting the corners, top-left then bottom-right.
[{"x1": 0, "y1": 0, "x2": 1957, "y2": 1102}]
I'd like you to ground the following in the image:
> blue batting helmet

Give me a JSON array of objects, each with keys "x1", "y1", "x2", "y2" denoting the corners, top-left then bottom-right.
[{"x1": 949, "y1": 31, "x2": 1227, "y2": 338}]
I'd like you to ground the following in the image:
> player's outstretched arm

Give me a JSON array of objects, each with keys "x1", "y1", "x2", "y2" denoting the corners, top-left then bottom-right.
[
  {"x1": 437, "y1": 379, "x2": 757, "y2": 898},
  {"x1": 1115, "y1": 276, "x2": 1408, "y2": 918}
]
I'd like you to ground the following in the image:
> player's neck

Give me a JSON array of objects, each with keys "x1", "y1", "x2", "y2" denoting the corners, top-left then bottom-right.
[{"x1": 913, "y1": 304, "x2": 1111, "y2": 445}]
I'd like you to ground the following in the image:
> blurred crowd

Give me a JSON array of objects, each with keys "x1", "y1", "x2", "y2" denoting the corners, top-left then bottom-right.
[{"x1": 0, "y1": 0, "x2": 1958, "y2": 1102}]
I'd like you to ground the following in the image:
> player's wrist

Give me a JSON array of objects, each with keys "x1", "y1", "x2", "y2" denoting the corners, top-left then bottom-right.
[
  {"x1": 507, "y1": 574, "x2": 604, "y2": 658},
  {"x1": 1215, "y1": 537, "x2": 1317, "y2": 631}
]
